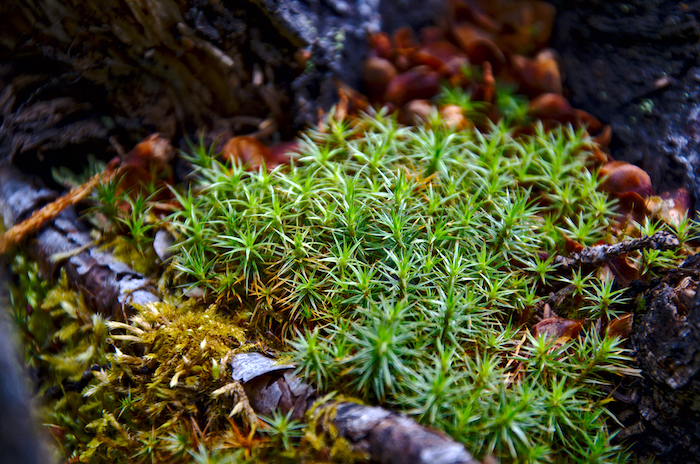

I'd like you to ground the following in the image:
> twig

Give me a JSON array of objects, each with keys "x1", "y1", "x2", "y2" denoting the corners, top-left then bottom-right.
[
  {"x1": 0, "y1": 169, "x2": 117, "y2": 255},
  {"x1": 554, "y1": 231, "x2": 680, "y2": 271}
]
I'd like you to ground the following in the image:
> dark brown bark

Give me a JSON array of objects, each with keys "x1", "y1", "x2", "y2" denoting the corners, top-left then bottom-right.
[
  {"x1": 548, "y1": 0, "x2": 700, "y2": 206},
  {"x1": 622, "y1": 252, "x2": 700, "y2": 463},
  {"x1": 0, "y1": 0, "x2": 444, "y2": 185},
  {"x1": 0, "y1": 0, "x2": 304, "y2": 180}
]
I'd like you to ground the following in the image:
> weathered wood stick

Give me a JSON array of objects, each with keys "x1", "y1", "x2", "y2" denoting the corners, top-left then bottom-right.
[
  {"x1": 231, "y1": 352, "x2": 480, "y2": 464},
  {"x1": 554, "y1": 231, "x2": 680, "y2": 270},
  {"x1": 0, "y1": 165, "x2": 158, "y2": 319}
]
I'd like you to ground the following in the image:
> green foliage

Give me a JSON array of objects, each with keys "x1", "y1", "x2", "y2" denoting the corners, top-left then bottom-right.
[
  {"x1": 13, "y1": 83, "x2": 697, "y2": 463},
  {"x1": 161, "y1": 105, "x2": 640, "y2": 462},
  {"x1": 7, "y1": 259, "x2": 272, "y2": 463}
]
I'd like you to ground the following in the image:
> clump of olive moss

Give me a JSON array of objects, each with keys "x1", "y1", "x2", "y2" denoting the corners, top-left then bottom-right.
[{"x1": 8, "y1": 255, "x2": 271, "y2": 463}]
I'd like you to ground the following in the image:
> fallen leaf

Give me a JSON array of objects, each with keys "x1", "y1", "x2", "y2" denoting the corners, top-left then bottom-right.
[
  {"x1": 512, "y1": 49, "x2": 562, "y2": 97},
  {"x1": 221, "y1": 136, "x2": 273, "y2": 170},
  {"x1": 599, "y1": 161, "x2": 653, "y2": 198},
  {"x1": 606, "y1": 314, "x2": 633, "y2": 339},
  {"x1": 533, "y1": 317, "x2": 585, "y2": 343},
  {"x1": 383, "y1": 67, "x2": 441, "y2": 107}
]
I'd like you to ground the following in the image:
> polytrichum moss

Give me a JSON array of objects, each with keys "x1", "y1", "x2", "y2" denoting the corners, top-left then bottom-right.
[{"x1": 164, "y1": 106, "x2": 639, "y2": 462}]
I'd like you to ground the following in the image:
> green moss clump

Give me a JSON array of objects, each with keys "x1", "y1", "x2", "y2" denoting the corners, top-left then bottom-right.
[
  {"x1": 8, "y1": 84, "x2": 696, "y2": 462},
  {"x1": 164, "y1": 106, "x2": 642, "y2": 462}
]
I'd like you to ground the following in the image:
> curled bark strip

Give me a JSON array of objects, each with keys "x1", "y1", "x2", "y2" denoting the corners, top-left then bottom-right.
[
  {"x1": 0, "y1": 166, "x2": 158, "y2": 319},
  {"x1": 231, "y1": 352, "x2": 479, "y2": 464},
  {"x1": 554, "y1": 231, "x2": 680, "y2": 271}
]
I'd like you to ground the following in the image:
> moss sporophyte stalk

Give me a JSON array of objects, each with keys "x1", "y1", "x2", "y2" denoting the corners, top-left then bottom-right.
[{"x1": 9, "y1": 94, "x2": 695, "y2": 463}]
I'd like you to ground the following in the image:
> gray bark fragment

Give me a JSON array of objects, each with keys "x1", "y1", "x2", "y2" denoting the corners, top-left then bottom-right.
[
  {"x1": 0, "y1": 165, "x2": 159, "y2": 319},
  {"x1": 230, "y1": 352, "x2": 479, "y2": 464},
  {"x1": 230, "y1": 352, "x2": 295, "y2": 383}
]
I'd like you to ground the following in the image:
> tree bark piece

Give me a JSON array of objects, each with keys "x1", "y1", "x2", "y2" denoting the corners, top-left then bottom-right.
[
  {"x1": 548, "y1": 0, "x2": 700, "y2": 204},
  {"x1": 623, "y1": 252, "x2": 700, "y2": 463},
  {"x1": 0, "y1": 0, "x2": 445, "y2": 181},
  {"x1": 231, "y1": 352, "x2": 479, "y2": 464}
]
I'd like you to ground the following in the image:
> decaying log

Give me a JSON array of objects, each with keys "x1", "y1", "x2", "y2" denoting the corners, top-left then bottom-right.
[
  {"x1": 0, "y1": 165, "x2": 158, "y2": 319},
  {"x1": 231, "y1": 352, "x2": 479, "y2": 464},
  {"x1": 0, "y1": 0, "x2": 444, "y2": 180}
]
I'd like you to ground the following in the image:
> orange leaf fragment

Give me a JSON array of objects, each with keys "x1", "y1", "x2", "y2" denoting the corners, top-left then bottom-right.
[
  {"x1": 221, "y1": 136, "x2": 274, "y2": 171},
  {"x1": 606, "y1": 314, "x2": 633, "y2": 339},
  {"x1": 533, "y1": 317, "x2": 585, "y2": 343}
]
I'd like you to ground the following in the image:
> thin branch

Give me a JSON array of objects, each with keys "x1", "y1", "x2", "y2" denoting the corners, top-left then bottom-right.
[{"x1": 554, "y1": 231, "x2": 680, "y2": 270}]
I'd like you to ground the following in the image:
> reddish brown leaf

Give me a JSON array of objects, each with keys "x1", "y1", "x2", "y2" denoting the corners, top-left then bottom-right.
[
  {"x1": 450, "y1": 0, "x2": 500, "y2": 33},
  {"x1": 393, "y1": 26, "x2": 419, "y2": 51},
  {"x1": 413, "y1": 41, "x2": 466, "y2": 71},
  {"x1": 528, "y1": 93, "x2": 577, "y2": 125},
  {"x1": 574, "y1": 109, "x2": 604, "y2": 134},
  {"x1": 460, "y1": 37, "x2": 506, "y2": 74},
  {"x1": 603, "y1": 256, "x2": 640, "y2": 286},
  {"x1": 268, "y1": 141, "x2": 299, "y2": 166},
  {"x1": 599, "y1": 161, "x2": 653, "y2": 198},
  {"x1": 383, "y1": 67, "x2": 441, "y2": 107},
  {"x1": 362, "y1": 57, "x2": 398, "y2": 102},
  {"x1": 533, "y1": 317, "x2": 585, "y2": 342},
  {"x1": 606, "y1": 314, "x2": 633, "y2": 339},
  {"x1": 511, "y1": 49, "x2": 562, "y2": 97},
  {"x1": 368, "y1": 32, "x2": 394, "y2": 60},
  {"x1": 592, "y1": 125, "x2": 612, "y2": 149},
  {"x1": 561, "y1": 232, "x2": 584, "y2": 253},
  {"x1": 495, "y1": 0, "x2": 556, "y2": 55},
  {"x1": 221, "y1": 136, "x2": 273, "y2": 170}
]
